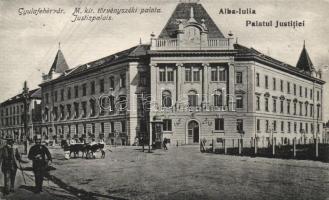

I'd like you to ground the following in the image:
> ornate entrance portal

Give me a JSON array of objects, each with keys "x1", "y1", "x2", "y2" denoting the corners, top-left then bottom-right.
[{"x1": 187, "y1": 120, "x2": 199, "y2": 144}]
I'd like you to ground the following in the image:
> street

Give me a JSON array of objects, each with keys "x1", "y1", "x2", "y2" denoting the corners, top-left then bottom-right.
[{"x1": 0, "y1": 145, "x2": 329, "y2": 200}]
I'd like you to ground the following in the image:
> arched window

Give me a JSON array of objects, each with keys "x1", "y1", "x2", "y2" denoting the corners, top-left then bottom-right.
[
  {"x1": 162, "y1": 90, "x2": 172, "y2": 107},
  {"x1": 188, "y1": 90, "x2": 198, "y2": 107},
  {"x1": 214, "y1": 90, "x2": 223, "y2": 107}
]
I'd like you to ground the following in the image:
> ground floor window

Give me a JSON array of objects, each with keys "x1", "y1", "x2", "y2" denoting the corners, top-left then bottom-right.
[
  {"x1": 163, "y1": 119, "x2": 172, "y2": 131},
  {"x1": 215, "y1": 118, "x2": 224, "y2": 131}
]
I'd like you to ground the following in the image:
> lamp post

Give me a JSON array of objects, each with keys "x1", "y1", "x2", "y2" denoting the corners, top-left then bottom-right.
[{"x1": 22, "y1": 81, "x2": 29, "y2": 154}]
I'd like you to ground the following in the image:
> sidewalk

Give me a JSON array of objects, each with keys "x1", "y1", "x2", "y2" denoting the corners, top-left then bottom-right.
[{"x1": 0, "y1": 155, "x2": 78, "y2": 200}]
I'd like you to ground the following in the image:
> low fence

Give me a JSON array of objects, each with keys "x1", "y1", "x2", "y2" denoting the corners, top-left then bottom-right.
[{"x1": 202, "y1": 138, "x2": 329, "y2": 162}]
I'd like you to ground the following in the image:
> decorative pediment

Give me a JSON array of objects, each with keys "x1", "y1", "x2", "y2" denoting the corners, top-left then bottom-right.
[
  {"x1": 235, "y1": 89, "x2": 246, "y2": 94},
  {"x1": 305, "y1": 101, "x2": 309, "y2": 105},
  {"x1": 279, "y1": 95, "x2": 285, "y2": 100},
  {"x1": 264, "y1": 92, "x2": 270, "y2": 97},
  {"x1": 293, "y1": 98, "x2": 298, "y2": 103},
  {"x1": 255, "y1": 92, "x2": 262, "y2": 96},
  {"x1": 272, "y1": 96, "x2": 278, "y2": 99}
]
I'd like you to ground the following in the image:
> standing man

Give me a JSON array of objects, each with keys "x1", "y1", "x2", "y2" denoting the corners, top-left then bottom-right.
[
  {"x1": 0, "y1": 135, "x2": 27, "y2": 195},
  {"x1": 28, "y1": 135, "x2": 52, "y2": 193}
]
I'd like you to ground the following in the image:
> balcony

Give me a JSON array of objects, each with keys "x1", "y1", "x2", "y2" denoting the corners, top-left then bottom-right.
[{"x1": 151, "y1": 38, "x2": 233, "y2": 51}]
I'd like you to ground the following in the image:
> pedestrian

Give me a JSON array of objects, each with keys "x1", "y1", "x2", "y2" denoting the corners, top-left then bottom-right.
[
  {"x1": 28, "y1": 134, "x2": 52, "y2": 193},
  {"x1": 0, "y1": 135, "x2": 27, "y2": 195},
  {"x1": 163, "y1": 138, "x2": 168, "y2": 150}
]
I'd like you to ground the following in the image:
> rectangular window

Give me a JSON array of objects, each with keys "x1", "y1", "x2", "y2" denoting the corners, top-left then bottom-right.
[
  {"x1": 236, "y1": 72, "x2": 243, "y2": 84},
  {"x1": 300, "y1": 86, "x2": 302, "y2": 97},
  {"x1": 60, "y1": 89, "x2": 64, "y2": 101},
  {"x1": 167, "y1": 70, "x2": 174, "y2": 82},
  {"x1": 215, "y1": 118, "x2": 224, "y2": 131},
  {"x1": 185, "y1": 67, "x2": 192, "y2": 82},
  {"x1": 237, "y1": 119, "x2": 243, "y2": 132},
  {"x1": 310, "y1": 89, "x2": 313, "y2": 99},
  {"x1": 280, "y1": 80, "x2": 283, "y2": 92},
  {"x1": 82, "y1": 84, "x2": 87, "y2": 96},
  {"x1": 159, "y1": 67, "x2": 166, "y2": 82},
  {"x1": 83, "y1": 124, "x2": 87, "y2": 134},
  {"x1": 273, "y1": 78, "x2": 276, "y2": 90},
  {"x1": 280, "y1": 100, "x2": 284, "y2": 113},
  {"x1": 163, "y1": 119, "x2": 172, "y2": 131},
  {"x1": 273, "y1": 120, "x2": 277, "y2": 132},
  {"x1": 100, "y1": 122, "x2": 105, "y2": 133},
  {"x1": 92, "y1": 123, "x2": 95, "y2": 133},
  {"x1": 91, "y1": 81, "x2": 95, "y2": 94},
  {"x1": 121, "y1": 121, "x2": 126, "y2": 132},
  {"x1": 75, "y1": 124, "x2": 79, "y2": 134},
  {"x1": 293, "y1": 84, "x2": 296, "y2": 96},
  {"x1": 265, "y1": 98, "x2": 269, "y2": 112},
  {"x1": 219, "y1": 67, "x2": 226, "y2": 81},
  {"x1": 310, "y1": 104, "x2": 314, "y2": 117},
  {"x1": 281, "y1": 121, "x2": 284, "y2": 132},
  {"x1": 288, "y1": 122, "x2": 291, "y2": 133},
  {"x1": 287, "y1": 82, "x2": 290, "y2": 94},
  {"x1": 256, "y1": 73, "x2": 260, "y2": 87},
  {"x1": 74, "y1": 86, "x2": 79, "y2": 98},
  {"x1": 317, "y1": 91, "x2": 319, "y2": 101},
  {"x1": 211, "y1": 67, "x2": 218, "y2": 81},
  {"x1": 120, "y1": 74, "x2": 126, "y2": 88},
  {"x1": 54, "y1": 91, "x2": 58, "y2": 102},
  {"x1": 273, "y1": 99, "x2": 277, "y2": 112},
  {"x1": 299, "y1": 102, "x2": 303, "y2": 116},
  {"x1": 110, "y1": 121, "x2": 115, "y2": 133},
  {"x1": 256, "y1": 96, "x2": 260, "y2": 111},
  {"x1": 299, "y1": 122, "x2": 303, "y2": 133},
  {"x1": 294, "y1": 122, "x2": 297, "y2": 133},
  {"x1": 257, "y1": 119, "x2": 260, "y2": 132},
  {"x1": 109, "y1": 77, "x2": 115, "y2": 89},
  {"x1": 293, "y1": 102, "x2": 297, "y2": 115},
  {"x1": 100, "y1": 79, "x2": 104, "y2": 93},
  {"x1": 236, "y1": 96, "x2": 243, "y2": 109},
  {"x1": 317, "y1": 105, "x2": 320, "y2": 118},
  {"x1": 305, "y1": 88, "x2": 307, "y2": 98},
  {"x1": 67, "y1": 87, "x2": 71, "y2": 100},
  {"x1": 193, "y1": 69, "x2": 200, "y2": 82},
  {"x1": 265, "y1": 76, "x2": 268, "y2": 89},
  {"x1": 305, "y1": 104, "x2": 308, "y2": 116},
  {"x1": 305, "y1": 123, "x2": 308, "y2": 133}
]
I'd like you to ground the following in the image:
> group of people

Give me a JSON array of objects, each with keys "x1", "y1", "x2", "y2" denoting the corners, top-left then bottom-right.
[{"x1": 0, "y1": 135, "x2": 52, "y2": 195}]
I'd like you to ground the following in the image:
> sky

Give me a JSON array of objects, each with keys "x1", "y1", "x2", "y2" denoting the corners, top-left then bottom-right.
[{"x1": 0, "y1": 0, "x2": 328, "y2": 120}]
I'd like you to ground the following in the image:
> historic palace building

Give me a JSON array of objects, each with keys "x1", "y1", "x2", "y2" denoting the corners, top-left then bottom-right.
[
  {"x1": 0, "y1": 88, "x2": 42, "y2": 141},
  {"x1": 12, "y1": 1, "x2": 324, "y2": 146}
]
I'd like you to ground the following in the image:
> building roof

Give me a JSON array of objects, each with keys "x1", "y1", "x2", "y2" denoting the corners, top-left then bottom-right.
[
  {"x1": 158, "y1": 2, "x2": 225, "y2": 39},
  {"x1": 296, "y1": 44, "x2": 314, "y2": 72},
  {"x1": 40, "y1": 45, "x2": 149, "y2": 86},
  {"x1": 0, "y1": 88, "x2": 41, "y2": 106},
  {"x1": 234, "y1": 44, "x2": 325, "y2": 84},
  {"x1": 48, "y1": 49, "x2": 69, "y2": 75}
]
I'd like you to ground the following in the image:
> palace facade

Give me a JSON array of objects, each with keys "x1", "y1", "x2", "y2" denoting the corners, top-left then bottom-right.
[
  {"x1": 7, "y1": 1, "x2": 324, "y2": 146},
  {"x1": 0, "y1": 88, "x2": 42, "y2": 141}
]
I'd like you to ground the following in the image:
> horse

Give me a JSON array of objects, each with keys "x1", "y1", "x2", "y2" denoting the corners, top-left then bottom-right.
[
  {"x1": 85, "y1": 143, "x2": 105, "y2": 159},
  {"x1": 68, "y1": 143, "x2": 88, "y2": 158}
]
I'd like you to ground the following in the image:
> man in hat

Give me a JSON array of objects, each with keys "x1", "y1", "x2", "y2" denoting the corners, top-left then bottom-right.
[
  {"x1": 0, "y1": 135, "x2": 27, "y2": 195},
  {"x1": 28, "y1": 134, "x2": 52, "y2": 193}
]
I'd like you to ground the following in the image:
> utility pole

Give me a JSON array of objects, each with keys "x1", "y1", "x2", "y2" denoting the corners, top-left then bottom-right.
[{"x1": 22, "y1": 81, "x2": 29, "y2": 154}]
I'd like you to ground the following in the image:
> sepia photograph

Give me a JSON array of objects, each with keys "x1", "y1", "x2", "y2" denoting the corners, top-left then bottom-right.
[{"x1": 0, "y1": 0, "x2": 328, "y2": 199}]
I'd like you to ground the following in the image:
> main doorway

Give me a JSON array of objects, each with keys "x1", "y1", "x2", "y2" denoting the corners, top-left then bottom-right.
[{"x1": 187, "y1": 120, "x2": 199, "y2": 144}]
